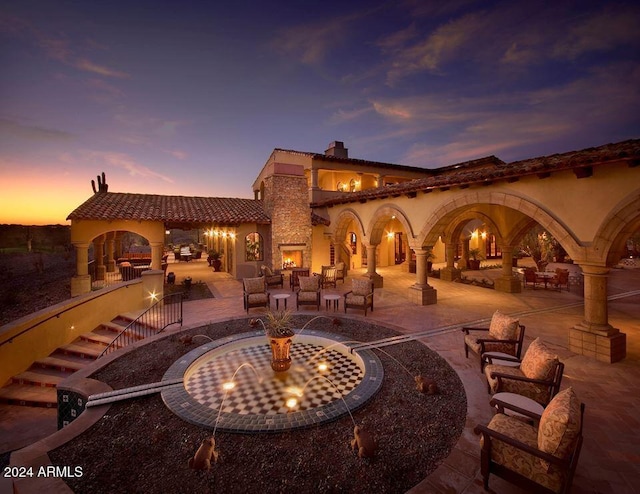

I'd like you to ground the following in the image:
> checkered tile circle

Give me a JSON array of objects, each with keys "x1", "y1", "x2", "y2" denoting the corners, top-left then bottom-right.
[
  {"x1": 185, "y1": 341, "x2": 363, "y2": 415},
  {"x1": 161, "y1": 331, "x2": 383, "y2": 432}
]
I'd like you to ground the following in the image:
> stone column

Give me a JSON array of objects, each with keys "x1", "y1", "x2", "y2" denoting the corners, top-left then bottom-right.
[
  {"x1": 310, "y1": 168, "x2": 319, "y2": 189},
  {"x1": 93, "y1": 235, "x2": 105, "y2": 281},
  {"x1": 494, "y1": 246, "x2": 521, "y2": 293},
  {"x1": 441, "y1": 242, "x2": 461, "y2": 281},
  {"x1": 106, "y1": 233, "x2": 116, "y2": 273},
  {"x1": 459, "y1": 240, "x2": 469, "y2": 269},
  {"x1": 71, "y1": 242, "x2": 91, "y2": 296},
  {"x1": 150, "y1": 242, "x2": 163, "y2": 270},
  {"x1": 408, "y1": 247, "x2": 437, "y2": 305},
  {"x1": 570, "y1": 264, "x2": 626, "y2": 363},
  {"x1": 377, "y1": 174, "x2": 385, "y2": 187},
  {"x1": 363, "y1": 244, "x2": 383, "y2": 288}
]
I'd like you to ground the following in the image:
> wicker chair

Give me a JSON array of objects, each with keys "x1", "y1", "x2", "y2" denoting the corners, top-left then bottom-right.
[
  {"x1": 484, "y1": 338, "x2": 564, "y2": 406},
  {"x1": 243, "y1": 277, "x2": 270, "y2": 313},
  {"x1": 474, "y1": 387, "x2": 584, "y2": 494},
  {"x1": 344, "y1": 278, "x2": 374, "y2": 315},
  {"x1": 462, "y1": 310, "x2": 526, "y2": 371},
  {"x1": 296, "y1": 275, "x2": 321, "y2": 310}
]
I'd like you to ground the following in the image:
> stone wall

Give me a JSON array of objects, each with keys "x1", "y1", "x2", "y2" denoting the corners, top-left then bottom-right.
[{"x1": 263, "y1": 172, "x2": 312, "y2": 270}]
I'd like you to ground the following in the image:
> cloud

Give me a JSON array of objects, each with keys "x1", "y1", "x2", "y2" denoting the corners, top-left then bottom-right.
[
  {"x1": 0, "y1": 118, "x2": 74, "y2": 142},
  {"x1": 328, "y1": 106, "x2": 373, "y2": 124},
  {"x1": 89, "y1": 151, "x2": 175, "y2": 183},
  {"x1": 163, "y1": 149, "x2": 188, "y2": 160},
  {"x1": 553, "y1": 6, "x2": 640, "y2": 60},
  {"x1": 4, "y1": 14, "x2": 129, "y2": 79}
]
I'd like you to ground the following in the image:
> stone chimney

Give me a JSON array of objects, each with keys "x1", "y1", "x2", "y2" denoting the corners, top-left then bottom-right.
[{"x1": 324, "y1": 141, "x2": 348, "y2": 158}]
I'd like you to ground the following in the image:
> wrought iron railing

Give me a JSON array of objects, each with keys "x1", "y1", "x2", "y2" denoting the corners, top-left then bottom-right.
[{"x1": 98, "y1": 292, "x2": 183, "y2": 358}]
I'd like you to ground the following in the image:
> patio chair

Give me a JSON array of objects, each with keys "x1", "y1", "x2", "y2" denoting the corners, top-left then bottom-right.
[
  {"x1": 317, "y1": 265, "x2": 337, "y2": 289},
  {"x1": 551, "y1": 269, "x2": 570, "y2": 292},
  {"x1": 260, "y1": 265, "x2": 284, "y2": 289},
  {"x1": 335, "y1": 262, "x2": 346, "y2": 284},
  {"x1": 243, "y1": 277, "x2": 270, "y2": 313},
  {"x1": 484, "y1": 338, "x2": 564, "y2": 406},
  {"x1": 462, "y1": 310, "x2": 525, "y2": 371},
  {"x1": 296, "y1": 275, "x2": 321, "y2": 310},
  {"x1": 523, "y1": 267, "x2": 541, "y2": 289},
  {"x1": 289, "y1": 268, "x2": 309, "y2": 291},
  {"x1": 474, "y1": 387, "x2": 585, "y2": 494},
  {"x1": 344, "y1": 278, "x2": 374, "y2": 315}
]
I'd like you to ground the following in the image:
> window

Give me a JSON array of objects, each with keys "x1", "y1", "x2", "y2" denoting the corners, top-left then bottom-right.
[
  {"x1": 245, "y1": 233, "x2": 263, "y2": 261},
  {"x1": 349, "y1": 232, "x2": 357, "y2": 254}
]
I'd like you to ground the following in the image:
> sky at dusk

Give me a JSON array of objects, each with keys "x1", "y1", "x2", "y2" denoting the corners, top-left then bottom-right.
[{"x1": 1, "y1": 0, "x2": 639, "y2": 225}]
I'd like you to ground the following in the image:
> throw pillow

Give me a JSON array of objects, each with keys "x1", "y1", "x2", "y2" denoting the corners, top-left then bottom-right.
[
  {"x1": 352, "y1": 278, "x2": 371, "y2": 296},
  {"x1": 538, "y1": 387, "x2": 582, "y2": 471},
  {"x1": 520, "y1": 338, "x2": 558, "y2": 380},
  {"x1": 488, "y1": 310, "x2": 519, "y2": 340}
]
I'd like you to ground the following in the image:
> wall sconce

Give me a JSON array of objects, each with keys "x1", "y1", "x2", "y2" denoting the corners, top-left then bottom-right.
[
  {"x1": 471, "y1": 230, "x2": 478, "y2": 239},
  {"x1": 149, "y1": 291, "x2": 158, "y2": 302},
  {"x1": 481, "y1": 231, "x2": 487, "y2": 240},
  {"x1": 387, "y1": 231, "x2": 394, "y2": 239}
]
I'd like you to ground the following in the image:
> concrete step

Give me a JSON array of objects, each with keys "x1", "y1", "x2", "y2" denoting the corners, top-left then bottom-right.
[
  {"x1": 0, "y1": 383, "x2": 57, "y2": 407},
  {"x1": 12, "y1": 367, "x2": 72, "y2": 387},
  {"x1": 101, "y1": 321, "x2": 149, "y2": 340},
  {"x1": 34, "y1": 353, "x2": 92, "y2": 373},
  {"x1": 58, "y1": 340, "x2": 103, "y2": 359},
  {"x1": 79, "y1": 330, "x2": 120, "y2": 347}
]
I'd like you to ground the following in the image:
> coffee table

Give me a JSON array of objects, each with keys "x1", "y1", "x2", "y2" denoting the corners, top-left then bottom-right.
[
  {"x1": 323, "y1": 294, "x2": 341, "y2": 311},
  {"x1": 272, "y1": 293, "x2": 290, "y2": 310}
]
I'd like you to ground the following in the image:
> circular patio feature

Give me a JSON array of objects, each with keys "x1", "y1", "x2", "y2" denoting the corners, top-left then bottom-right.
[{"x1": 161, "y1": 330, "x2": 383, "y2": 432}]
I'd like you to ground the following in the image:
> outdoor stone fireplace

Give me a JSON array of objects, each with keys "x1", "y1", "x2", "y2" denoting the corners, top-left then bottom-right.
[{"x1": 280, "y1": 243, "x2": 306, "y2": 269}]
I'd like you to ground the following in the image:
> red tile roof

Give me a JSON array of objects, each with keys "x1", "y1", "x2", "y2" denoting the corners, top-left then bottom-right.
[
  {"x1": 313, "y1": 139, "x2": 640, "y2": 207},
  {"x1": 67, "y1": 193, "x2": 271, "y2": 227}
]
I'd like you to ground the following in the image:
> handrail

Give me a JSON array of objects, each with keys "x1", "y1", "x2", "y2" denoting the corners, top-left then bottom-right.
[
  {"x1": 0, "y1": 283, "x2": 138, "y2": 348},
  {"x1": 98, "y1": 292, "x2": 183, "y2": 358}
]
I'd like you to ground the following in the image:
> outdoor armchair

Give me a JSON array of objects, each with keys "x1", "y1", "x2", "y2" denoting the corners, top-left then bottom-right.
[
  {"x1": 344, "y1": 278, "x2": 374, "y2": 315},
  {"x1": 243, "y1": 277, "x2": 270, "y2": 313},
  {"x1": 484, "y1": 338, "x2": 564, "y2": 406},
  {"x1": 462, "y1": 310, "x2": 525, "y2": 371},
  {"x1": 296, "y1": 275, "x2": 321, "y2": 310},
  {"x1": 474, "y1": 387, "x2": 584, "y2": 494},
  {"x1": 260, "y1": 265, "x2": 284, "y2": 289}
]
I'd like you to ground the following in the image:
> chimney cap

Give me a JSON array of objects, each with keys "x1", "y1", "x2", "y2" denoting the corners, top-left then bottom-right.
[{"x1": 325, "y1": 141, "x2": 348, "y2": 158}]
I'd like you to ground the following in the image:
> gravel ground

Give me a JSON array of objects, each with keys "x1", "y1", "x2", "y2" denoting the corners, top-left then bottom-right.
[{"x1": 50, "y1": 316, "x2": 466, "y2": 494}]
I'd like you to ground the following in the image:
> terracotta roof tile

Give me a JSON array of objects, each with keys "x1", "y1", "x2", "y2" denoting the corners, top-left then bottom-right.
[
  {"x1": 313, "y1": 139, "x2": 640, "y2": 207},
  {"x1": 67, "y1": 193, "x2": 271, "y2": 226}
]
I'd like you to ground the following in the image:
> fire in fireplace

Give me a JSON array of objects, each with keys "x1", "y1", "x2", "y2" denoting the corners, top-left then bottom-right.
[{"x1": 281, "y1": 249, "x2": 303, "y2": 269}]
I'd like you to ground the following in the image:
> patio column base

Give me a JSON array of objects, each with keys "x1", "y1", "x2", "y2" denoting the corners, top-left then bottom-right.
[
  {"x1": 494, "y1": 275, "x2": 522, "y2": 293},
  {"x1": 363, "y1": 272, "x2": 384, "y2": 289},
  {"x1": 440, "y1": 267, "x2": 461, "y2": 282},
  {"x1": 71, "y1": 275, "x2": 92, "y2": 297},
  {"x1": 407, "y1": 285, "x2": 437, "y2": 306},
  {"x1": 570, "y1": 322, "x2": 626, "y2": 363}
]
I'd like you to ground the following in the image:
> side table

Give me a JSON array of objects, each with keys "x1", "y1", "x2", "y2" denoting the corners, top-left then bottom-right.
[
  {"x1": 272, "y1": 293, "x2": 291, "y2": 310},
  {"x1": 323, "y1": 294, "x2": 341, "y2": 311}
]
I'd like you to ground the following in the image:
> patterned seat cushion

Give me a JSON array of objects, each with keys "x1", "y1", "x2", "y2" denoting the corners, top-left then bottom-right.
[
  {"x1": 352, "y1": 278, "x2": 371, "y2": 296},
  {"x1": 488, "y1": 310, "x2": 519, "y2": 340},
  {"x1": 345, "y1": 294, "x2": 366, "y2": 306},
  {"x1": 484, "y1": 364, "x2": 552, "y2": 405},
  {"x1": 486, "y1": 414, "x2": 566, "y2": 492},
  {"x1": 521, "y1": 338, "x2": 558, "y2": 380},
  {"x1": 298, "y1": 291, "x2": 318, "y2": 302},
  {"x1": 247, "y1": 293, "x2": 268, "y2": 304},
  {"x1": 538, "y1": 387, "x2": 582, "y2": 472},
  {"x1": 299, "y1": 276, "x2": 319, "y2": 291},
  {"x1": 464, "y1": 334, "x2": 516, "y2": 357},
  {"x1": 244, "y1": 277, "x2": 265, "y2": 294}
]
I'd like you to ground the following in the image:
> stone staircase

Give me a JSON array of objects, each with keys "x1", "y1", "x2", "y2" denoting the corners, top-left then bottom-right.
[{"x1": 0, "y1": 313, "x2": 148, "y2": 408}]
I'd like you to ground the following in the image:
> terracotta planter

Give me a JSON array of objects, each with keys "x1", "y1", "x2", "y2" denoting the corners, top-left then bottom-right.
[
  {"x1": 212, "y1": 259, "x2": 222, "y2": 271},
  {"x1": 269, "y1": 335, "x2": 293, "y2": 372},
  {"x1": 468, "y1": 260, "x2": 481, "y2": 270}
]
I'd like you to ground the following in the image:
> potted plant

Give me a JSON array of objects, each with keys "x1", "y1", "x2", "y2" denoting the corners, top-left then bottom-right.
[
  {"x1": 468, "y1": 248, "x2": 483, "y2": 270},
  {"x1": 252, "y1": 310, "x2": 296, "y2": 372},
  {"x1": 208, "y1": 251, "x2": 222, "y2": 271},
  {"x1": 426, "y1": 248, "x2": 435, "y2": 273}
]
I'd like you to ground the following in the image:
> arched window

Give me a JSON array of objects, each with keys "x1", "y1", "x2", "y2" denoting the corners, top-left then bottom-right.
[
  {"x1": 349, "y1": 232, "x2": 357, "y2": 254},
  {"x1": 245, "y1": 232, "x2": 263, "y2": 261}
]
